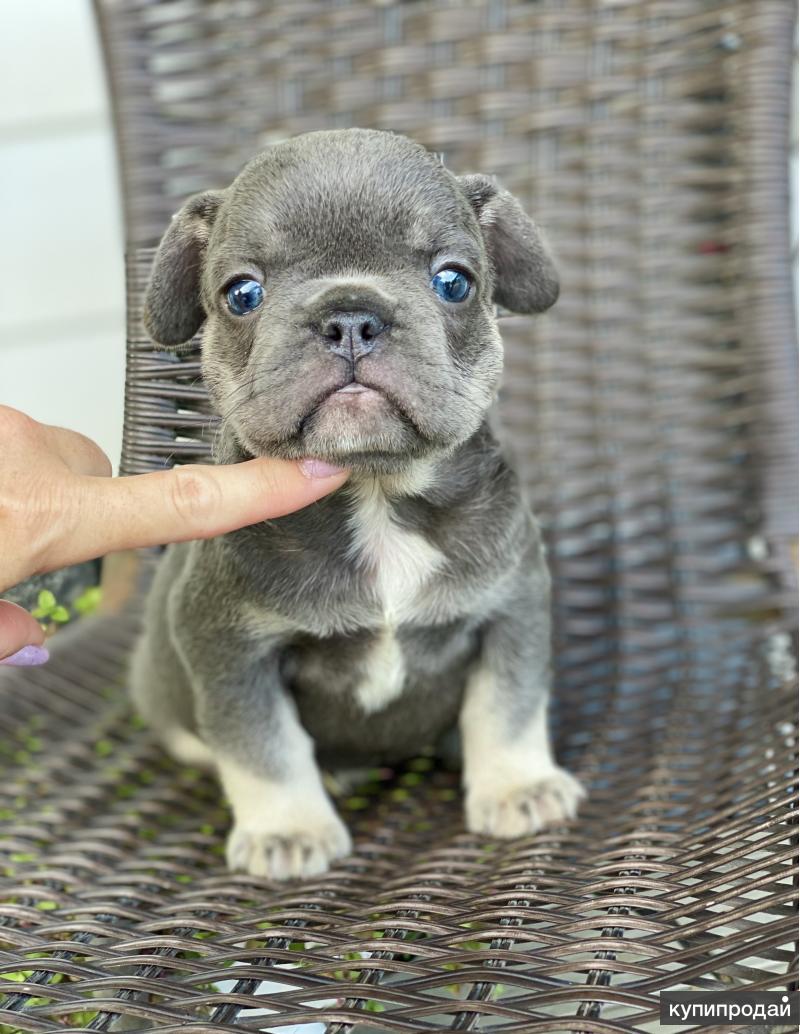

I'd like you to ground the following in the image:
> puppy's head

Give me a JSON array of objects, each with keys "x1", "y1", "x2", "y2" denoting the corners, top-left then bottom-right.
[{"x1": 144, "y1": 129, "x2": 558, "y2": 472}]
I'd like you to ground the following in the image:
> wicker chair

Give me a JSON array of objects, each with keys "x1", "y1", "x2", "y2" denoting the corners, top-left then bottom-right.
[{"x1": 1, "y1": 2, "x2": 796, "y2": 1030}]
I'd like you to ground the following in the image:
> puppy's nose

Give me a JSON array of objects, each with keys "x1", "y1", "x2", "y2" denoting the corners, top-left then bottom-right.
[{"x1": 321, "y1": 311, "x2": 386, "y2": 360}]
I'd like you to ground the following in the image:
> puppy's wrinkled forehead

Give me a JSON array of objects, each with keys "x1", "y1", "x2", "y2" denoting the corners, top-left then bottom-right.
[{"x1": 212, "y1": 130, "x2": 480, "y2": 273}]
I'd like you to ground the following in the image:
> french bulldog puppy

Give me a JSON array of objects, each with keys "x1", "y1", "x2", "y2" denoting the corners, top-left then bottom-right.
[{"x1": 131, "y1": 128, "x2": 584, "y2": 880}]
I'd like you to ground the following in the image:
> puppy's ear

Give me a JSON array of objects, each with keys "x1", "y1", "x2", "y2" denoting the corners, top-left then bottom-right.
[
  {"x1": 144, "y1": 190, "x2": 225, "y2": 348},
  {"x1": 459, "y1": 175, "x2": 559, "y2": 314}
]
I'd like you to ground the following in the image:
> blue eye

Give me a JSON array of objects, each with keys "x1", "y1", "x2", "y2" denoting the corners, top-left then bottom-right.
[
  {"x1": 226, "y1": 279, "x2": 264, "y2": 315},
  {"x1": 430, "y1": 267, "x2": 471, "y2": 303}
]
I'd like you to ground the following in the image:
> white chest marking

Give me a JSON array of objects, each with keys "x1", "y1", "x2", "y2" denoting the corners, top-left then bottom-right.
[
  {"x1": 347, "y1": 475, "x2": 445, "y2": 712},
  {"x1": 355, "y1": 624, "x2": 407, "y2": 714},
  {"x1": 346, "y1": 477, "x2": 445, "y2": 623}
]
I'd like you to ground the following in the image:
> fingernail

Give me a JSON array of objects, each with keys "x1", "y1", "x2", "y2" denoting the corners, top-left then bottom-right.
[
  {"x1": 300, "y1": 458, "x2": 348, "y2": 479},
  {"x1": 0, "y1": 645, "x2": 50, "y2": 667}
]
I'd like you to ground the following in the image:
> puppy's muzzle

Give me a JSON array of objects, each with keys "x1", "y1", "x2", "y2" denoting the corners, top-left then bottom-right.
[{"x1": 321, "y1": 310, "x2": 387, "y2": 361}]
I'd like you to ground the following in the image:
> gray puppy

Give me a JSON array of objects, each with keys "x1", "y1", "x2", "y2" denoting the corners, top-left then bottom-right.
[{"x1": 131, "y1": 128, "x2": 584, "y2": 880}]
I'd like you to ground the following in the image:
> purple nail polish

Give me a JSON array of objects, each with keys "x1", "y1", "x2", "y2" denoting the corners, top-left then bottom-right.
[{"x1": 0, "y1": 645, "x2": 50, "y2": 667}]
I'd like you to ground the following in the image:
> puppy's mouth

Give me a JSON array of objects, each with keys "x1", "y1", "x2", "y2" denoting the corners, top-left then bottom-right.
[
  {"x1": 329, "y1": 382, "x2": 383, "y2": 400},
  {"x1": 293, "y1": 374, "x2": 422, "y2": 452},
  {"x1": 229, "y1": 374, "x2": 426, "y2": 469},
  {"x1": 315, "y1": 377, "x2": 414, "y2": 423}
]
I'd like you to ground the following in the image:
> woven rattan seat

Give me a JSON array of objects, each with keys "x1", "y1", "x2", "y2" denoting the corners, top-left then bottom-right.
[{"x1": 1, "y1": 2, "x2": 797, "y2": 1030}]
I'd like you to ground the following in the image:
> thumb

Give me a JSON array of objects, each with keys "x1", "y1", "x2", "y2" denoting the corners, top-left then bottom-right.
[
  {"x1": 0, "y1": 600, "x2": 47, "y2": 662},
  {"x1": 65, "y1": 457, "x2": 349, "y2": 562}
]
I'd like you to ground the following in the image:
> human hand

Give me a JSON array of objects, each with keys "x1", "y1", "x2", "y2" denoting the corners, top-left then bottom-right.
[{"x1": 0, "y1": 406, "x2": 348, "y2": 664}]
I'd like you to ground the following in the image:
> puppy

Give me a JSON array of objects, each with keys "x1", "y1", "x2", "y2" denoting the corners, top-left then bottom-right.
[{"x1": 131, "y1": 128, "x2": 584, "y2": 880}]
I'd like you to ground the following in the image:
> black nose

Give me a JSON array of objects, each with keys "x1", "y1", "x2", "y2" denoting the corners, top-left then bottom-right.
[{"x1": 321, "y1": 311, "x2": 386, "y2": 360}]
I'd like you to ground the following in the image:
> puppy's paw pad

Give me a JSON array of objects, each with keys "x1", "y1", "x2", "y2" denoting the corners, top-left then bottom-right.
[
  {"x1": 466, "y1": 768, "x2": 585, "y2": 839},
  {"x1": 226, "y1": 818, "x2": 351, "y2": 880}
]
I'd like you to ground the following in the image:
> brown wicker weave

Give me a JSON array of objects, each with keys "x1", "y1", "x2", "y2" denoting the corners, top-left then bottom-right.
[{"x1": 1, "y1": 2, "x2": 797, "y2": 1031}]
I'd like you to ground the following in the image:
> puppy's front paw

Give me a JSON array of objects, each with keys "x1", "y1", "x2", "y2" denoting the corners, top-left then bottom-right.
[
  {"x1": 465, "y1": 767, "x2": 585, "y2": 839},
  {"x1": 226, "y1": 815, "x2": 351, "y2": 880}
]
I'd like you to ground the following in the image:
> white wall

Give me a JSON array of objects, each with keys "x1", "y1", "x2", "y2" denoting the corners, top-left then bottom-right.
[{"x1": 0, "y1": 0, "x2": 125, "y2": 470}]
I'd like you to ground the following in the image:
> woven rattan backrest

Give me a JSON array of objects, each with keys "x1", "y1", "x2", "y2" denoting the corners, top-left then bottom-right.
[{"x1": 98, "y1": 0, "x2": 797, "y2": 737}]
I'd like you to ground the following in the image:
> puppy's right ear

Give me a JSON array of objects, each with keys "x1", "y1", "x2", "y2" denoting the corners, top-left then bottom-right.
[{"x1": 144, "y1": 190, "x2": 225, "y2": 348}]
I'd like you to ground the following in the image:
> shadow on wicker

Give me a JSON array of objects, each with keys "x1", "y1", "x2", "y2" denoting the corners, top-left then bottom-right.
[{"x1": 1, "y1": 2, "x2": 797, "y2": 1031}]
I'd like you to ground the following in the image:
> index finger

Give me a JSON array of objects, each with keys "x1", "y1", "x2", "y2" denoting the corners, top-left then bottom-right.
[{"x1": 55, "y1": 457, "x2": 349, "y2": 565}]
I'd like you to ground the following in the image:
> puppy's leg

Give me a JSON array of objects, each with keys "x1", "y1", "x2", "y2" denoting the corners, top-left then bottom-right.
[
  {"x1": 460, "y1": 580, "x2": 584, "y2": 837},
  {"x1": 130, "y1": 544, "x2": 216, "y2": 768},
  {"x1": 217, "y1": 690, "x2": 351, "y2": 880},
  {"x1": 182, "y1": 640, "x2": 350, "y2": 881}
]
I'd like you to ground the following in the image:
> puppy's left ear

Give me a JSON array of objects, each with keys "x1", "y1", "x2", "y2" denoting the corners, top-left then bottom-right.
[{"x1": 459, "y1": 174, "x2": 559, "y2": 314}]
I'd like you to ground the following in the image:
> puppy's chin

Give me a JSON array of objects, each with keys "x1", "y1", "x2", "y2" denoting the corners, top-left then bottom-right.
[
  {"x1": 226, "y1": 386, "x2": 433, "y2": 474},
  {"x1": 300, "y1": 388, "x2": 423, "y2": 471}
]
